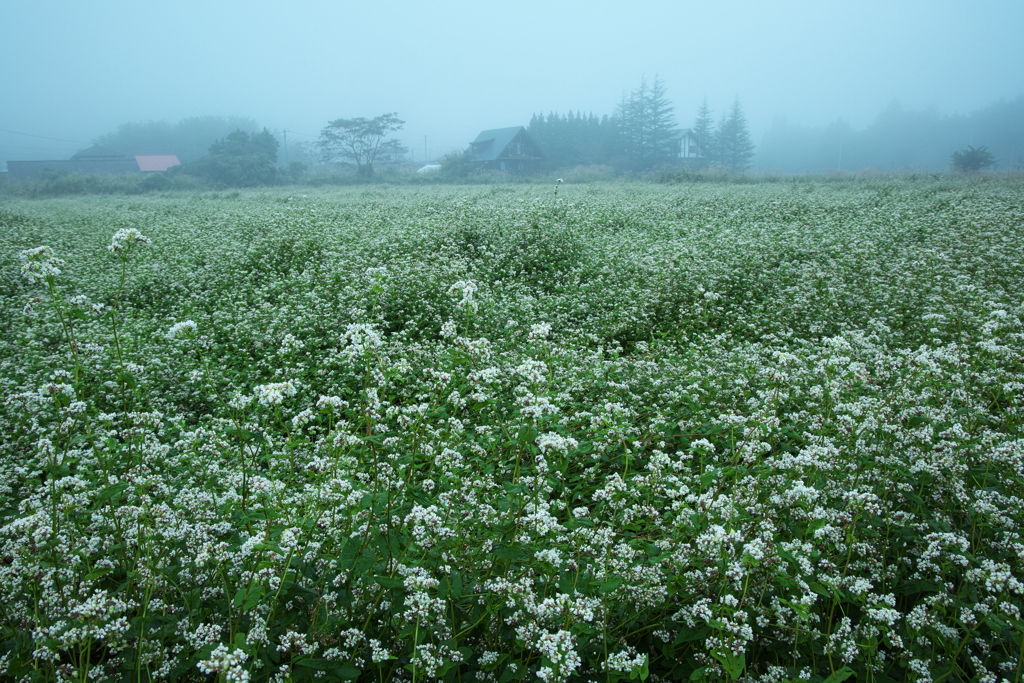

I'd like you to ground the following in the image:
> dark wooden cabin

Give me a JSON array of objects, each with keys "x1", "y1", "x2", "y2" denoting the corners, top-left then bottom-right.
[{"x1": 469, "y1": 127, "x2": 544, "y2": 171}]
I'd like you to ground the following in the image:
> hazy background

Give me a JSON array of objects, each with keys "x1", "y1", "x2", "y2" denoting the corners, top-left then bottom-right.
[{"x1": 3, "y1": 0, "x2": 1022, "y2": 172}]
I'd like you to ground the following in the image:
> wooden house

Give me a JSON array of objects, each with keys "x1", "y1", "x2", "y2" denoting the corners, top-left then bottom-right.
[
  {"x1": 674, "y1": 129, "x2": 701, "y2": 159},
  {"x1": 469, "y1": 127, "x2": 544, "y2": 171}
]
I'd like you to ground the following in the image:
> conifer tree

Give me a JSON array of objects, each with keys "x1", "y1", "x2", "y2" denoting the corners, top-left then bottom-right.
[
  {"x1": 614, "y1": 75, "x2": 678, "y2": 168},
  {"x1": 692, "y1": 97, "x2": 714, "y2": 161},
  {"x1": 716, "y1": 98, "x2": 755, "y2": 173}
]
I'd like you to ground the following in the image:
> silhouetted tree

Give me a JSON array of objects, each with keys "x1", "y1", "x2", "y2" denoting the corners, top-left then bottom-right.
[
  {"x1": 692, "y1": 97, "x2": 714, "y2": 162},
  {"x1": 715, "y1": 99, "x2": 755, "y2": 173},
  {"x1": 317, "y1": 113, "x2": 405, "y2": 177},
  {"x1": 176, "y1": 129, "x2": 280, "y2": 186},
  {"x1": 615, "y1": 75, "x2": 678, "y2": 168}
]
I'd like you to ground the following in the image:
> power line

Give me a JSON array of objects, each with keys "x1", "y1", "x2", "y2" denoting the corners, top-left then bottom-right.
[{"x1": 0, "y1": 127, "x2": 89, "y2": 144}]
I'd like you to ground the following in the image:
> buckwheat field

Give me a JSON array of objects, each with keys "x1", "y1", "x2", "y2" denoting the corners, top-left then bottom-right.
[{"x1": 2, "y1": 179, "x2": 1023, "y2": 683}]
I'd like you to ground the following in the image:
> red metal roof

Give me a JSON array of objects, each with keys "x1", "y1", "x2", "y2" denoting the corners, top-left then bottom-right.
[{"x1": 135, "y1": 155, "x2": 180, "y2": 172}]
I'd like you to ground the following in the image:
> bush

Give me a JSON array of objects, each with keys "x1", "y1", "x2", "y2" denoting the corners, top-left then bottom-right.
[
  {"x1": 175, "y1": 129, "x2": 282, "y2": 187},
  {"x1": 951, "y1": 145, "x2": 996, "y2": 173},
  {"x1": 440, "y1": 149, "x2": 477, "y2": 179}
]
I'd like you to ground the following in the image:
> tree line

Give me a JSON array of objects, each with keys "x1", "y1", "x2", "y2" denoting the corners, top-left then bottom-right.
[{"x1": 528, "y1": 76, "x2": 755, "y2": 173}]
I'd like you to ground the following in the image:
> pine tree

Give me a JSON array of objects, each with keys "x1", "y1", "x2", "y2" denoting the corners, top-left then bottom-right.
[
  {"x1": 647, "y1": 76, "x2": 678, "y2": 163},
  {"x1": 692, "y1": 97, "x2": 714, "y2": 161},
  {"x1": 712, "y1": 113, "x2": 728, "y2": 168},
  {"x1": 717, "y1": 98, "x2": 755, "y2": 173},
  {"x1": 614, "y1": 75, "x2": 678, "y2": 168}
]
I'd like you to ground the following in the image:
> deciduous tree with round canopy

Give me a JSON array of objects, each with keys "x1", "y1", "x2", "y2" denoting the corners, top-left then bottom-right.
[{"x1": 317, "y1": 113, "x2": 405, "y2": 178}]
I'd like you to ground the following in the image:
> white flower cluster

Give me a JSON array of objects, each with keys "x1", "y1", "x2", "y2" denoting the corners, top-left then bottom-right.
[
  {"x1": 277, "y1": 333, "x2": 304, "y2": 355},
  {"x1": 606, "y1": 646, "x2": 646, "y2": 674},
  {"x1": 19, "y1": 246, "x2": 65, "y2": 284},
  {"x1": 167, "y1": 320, "x2": 198, "y2": 339},
  {"x1": 447, "y1": 280, "x2": 478, "y2": 313},
  {"x1": 529, "y1": 322, "x2": 552, "y2": 340},
  {"x1": 368, "y1": 638, "x2": 391, "y2": 663},
  {"x1": 535, "y1": 629, "x2": 581, "y2": 683},
  {"x1": 108, "y1": 228, "x2": 152, "y2": 254},
  {"x1": 316, "y1": 395, "x2": 347, "y2": 410},
  {"x1": 253, "y1": 381, "x2": 297, "y2": 407},
  {"x1": 197, "y1": 644, "x2": 249, "y2": 683},
  {"x1": 341, "y1": 322, "x2": 383, "y2": 360},
  {"x1": 536, "y1": 432, "x2": 578, "y2": 455}
]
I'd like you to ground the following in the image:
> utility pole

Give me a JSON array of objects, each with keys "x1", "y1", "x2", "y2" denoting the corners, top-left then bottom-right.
[
  {"x1": 424, "y1": 135, "x2": 428, "y2": 164},
  {"x1": 283, "y1": 129, "x2": 289, "y2": 165}
]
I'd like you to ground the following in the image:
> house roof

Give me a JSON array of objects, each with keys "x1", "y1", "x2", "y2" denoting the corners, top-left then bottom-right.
[
  {"x1": 135, "y1": 155, "x2": 181, "y2": 172},
  {"x1": 71, "y1": 144, "x2": 125, "y2": 160},
  {"x1": 672, "y1": 128, "x2": 697, "y2": 141},
  {"x1": 470, "y1": 126, "x2": 529, "y2": 162}
]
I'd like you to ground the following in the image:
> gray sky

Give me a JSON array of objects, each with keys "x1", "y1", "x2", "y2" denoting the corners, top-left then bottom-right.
[{"x1": 3, "y1": 0, "x2": 1022, "y2": 164}]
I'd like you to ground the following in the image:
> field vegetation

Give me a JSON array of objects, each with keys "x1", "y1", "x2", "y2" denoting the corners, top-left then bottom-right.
[{"x1": 1, "y1": 179, "x2": 1023, "y2": 683}]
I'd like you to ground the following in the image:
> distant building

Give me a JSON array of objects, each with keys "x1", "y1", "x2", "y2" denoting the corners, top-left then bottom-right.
[
  {"x1": 469, "y1": 127, "x2": 544, "y2": 172},
  {"x1": 674, "y1": 129, "x2": 701, "y2": 159},
  {"x1": 135, "y1": 155, "x2": 181, "y2": 172},
  {"x1": 416, "y1": 164, "x2": 442, "y2": 174},
  {"x1": 6, "y1": 145, "x2": 180, "y2": 180}
]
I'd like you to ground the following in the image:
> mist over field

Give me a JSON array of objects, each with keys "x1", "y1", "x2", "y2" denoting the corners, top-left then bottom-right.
[{"x1": 2, "y1": 0, "x2": 1023, "y2": 174}]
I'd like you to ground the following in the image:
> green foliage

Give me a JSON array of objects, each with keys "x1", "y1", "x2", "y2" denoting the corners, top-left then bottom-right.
[
  {"x1": 20, "y1": 167, "x2": 201, "y2": 196},
  {"x1": 528, "y1": 111, "x2": 620, "y2": 169},
  {"x1": 440, "y1": 149, "x2": 477, "y2": 179},
  {"x1": 2, "y1": 180, "x2": 1024, "y2": 682},
  {"x1": 94, "y1": 115, "x2": 261, "y2": 162},
  {"x1": 177, "y1": 129, "x2": 281, "y2": 187},
  {"x1": 951, "y1": 144, "x2": 997, "y2": 173}
]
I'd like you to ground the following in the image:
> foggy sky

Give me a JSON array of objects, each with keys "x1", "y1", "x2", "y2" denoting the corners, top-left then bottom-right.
[{"x1": 3, "y1": 0, "x2": 1022, "y2": 167}]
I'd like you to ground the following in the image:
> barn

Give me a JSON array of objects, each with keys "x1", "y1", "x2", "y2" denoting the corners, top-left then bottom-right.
[
  {"x1": 469, "y1": 127, "x2": 544, "y2": 172},
  {"x1": 6, "y1": 145, "x2": 180, "y2": 180}
]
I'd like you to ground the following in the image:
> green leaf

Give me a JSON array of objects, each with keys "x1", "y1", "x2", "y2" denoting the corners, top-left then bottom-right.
[
  {"x1": 94, "y1": 482, "x2": 129, "y2": 507},
  {"x1": 495, "y1": 546, "x2": 523, "y2": 561},
  {"x1": 599, "y1": 577, "x2": 622, "y2": 594},
  {"x1": 116, "y1": 371, "x2": 137, "y2": 391},
  {"x1": 673, "y1": 627, "x2": 709, "y2": 644},
  {"x1": 823, "y1": 666, "x2": 855, "y2": 683},
  {"x1": 809, "y1": 582, "x2": 833, "y2": 598},
  {"x1": 689, "y1": 667, "x2": 707, "y2": 681},
  {"x1": 375, "y1": 576, "x2": 404, "y2": 589},
  {"x1": 84, "y1": 566, "x2": 115, "y2": 581},
  {"x1": 352, "y1": 550, "x2": 376, "y2": 577},
  {"x1": 241, "y1": 586, "x2": 264, "y2": 611},
  {"x1": 296, "y1": 658, "x2": 332, "y2": 671},
  {"x1": 710, "y1": 649, "x2": 745, "y2": 680},
  {"x1": 451, "y1": 572, "x2": 463, "y2": 598}
]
